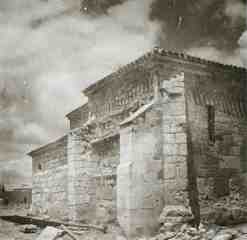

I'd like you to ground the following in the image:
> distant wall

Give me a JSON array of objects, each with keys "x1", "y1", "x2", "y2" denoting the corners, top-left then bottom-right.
[
  {"x1": 31, "y1": 136, "x2": 68, "y2": 220},
  {"x1": 3, "y1": 189, "x2": 31, "y2": 205}
]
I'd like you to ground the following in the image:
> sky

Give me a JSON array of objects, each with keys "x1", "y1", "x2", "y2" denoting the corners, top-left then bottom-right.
[{"x1": 0, "y1": 0, "x2": 246, "y2": 183}]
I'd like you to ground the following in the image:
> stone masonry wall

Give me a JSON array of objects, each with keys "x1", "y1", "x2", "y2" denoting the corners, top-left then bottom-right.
[
  {"x1": 31, "y1": 136, "x2": 68, "y2": 220},
  {"x1": 88, "y1": 54, "x2": 204, "y2": 236},
  {"x1": 185, "y1": 66, "x2": 247, "y2": 209},
  {"x1": 67, "y1": 127, "x2": 97, "y2": 222},
  {"x1": 187, "y1": 100, "x2": 247, "y2": 201},
  {"x1": 161, "y1": 71, "x2": 200, "y2": 225},
  {"x1": 118, "y1": 102, "x2": 164, "y2": 238},
  {"x1": 29, "y1": 48, "x2": 247, "y2": 232},
  {"x1": 161, "y1": 72, "x2": 189, "y2": 205},
  {"x1": 84, "y1": 55, "x2": 157, "y2": 143},
  {"x1": 91, "y1": 135, "x2": 119, "y2": 223}
]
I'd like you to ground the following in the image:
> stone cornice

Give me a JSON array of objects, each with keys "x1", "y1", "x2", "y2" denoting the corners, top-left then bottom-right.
[
  {"x1": 82, "y1": 47, "x2": 247, "y2": 96},
  {"x1": 27, "y1": 135, "x2": 67, "y2": 157},
  {"x1": 65, "y1": 102, "x2": 88, "y2": 119},
  {"x1": 120, "y1": 99, "x2": 156, "y2": 126}
]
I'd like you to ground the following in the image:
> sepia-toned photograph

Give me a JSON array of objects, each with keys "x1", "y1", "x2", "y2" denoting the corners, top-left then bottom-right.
[{"x1": 0, "y1": 0, "x2": 247, "y2": 239}]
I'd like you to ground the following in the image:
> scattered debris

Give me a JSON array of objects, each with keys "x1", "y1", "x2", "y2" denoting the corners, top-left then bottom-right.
[
  {"x1": 201, "y1": 195, "x2": 247, "y2": 226},
  {"x1": 61, "y1": 225, "x2": 80, "y2": 240},
  {"x1": 36, "y1": 226, "x2": 63, "y2": 240},
  {"x1": 144, "y1": 223, "x2": 242, "y2": 240},
  {"x1": 159, "y1": 205, "x2": 194, "y2": 232},
  {"x1": 0, "y1": 214, "x2": 107, "y2": 233},
  {"x1": 42, "y1": 214, "x2": 51, "y2": 221},
  {"x1": 213, "y1": 228, "x2": 239, "y2": 240},
  {"x1": 63, "y1": 222, "x2": 108, "y2": 233},
  {"x1": 19, "y1": 224, "x2": 39, "y2": 233}
]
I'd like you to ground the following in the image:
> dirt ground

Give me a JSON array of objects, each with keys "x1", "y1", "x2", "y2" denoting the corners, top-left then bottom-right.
[
  {"x1": 0, "y1": 206, "x2": 122, "y2": 240},
  {"x1": 3, "y1": 205, "x2": 247, "y2": 240},
  {"x1": 0, "y1": 218, "x2": 39, "y2": 240},
  {"x1": 0, "y1": 218, "x2": 123, "y2": 240},
  {"x1": 0, "y1": 218, "x2": 122, "y2": 240}
]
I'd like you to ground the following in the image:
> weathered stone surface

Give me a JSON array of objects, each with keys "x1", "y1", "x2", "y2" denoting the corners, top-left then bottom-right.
[
  {"x1": 66, "y1": 103, "x2": 89, "y2": 130},
  {"x1": 155, "y1": 232, "x2": 176, "y2": 240},
  {"x1": 28, "y1": 48, "x2": 247, "y2": 239},
  {"x1": 118, "y1": 102, "x2": 164, "y2": 238},
  {"x1": 159, "y1": 205, "x2": 194, "y2": 226},
  {"x1": 212, "y1": 233, "x2": 234, "y2": 240},
  {"x1": 30, "y1": 136, "x2": 68, "y2": 220},
  {"x1": 19, "y1": 224, "x2": 39, "y2": 234},
  {"x1": 235, "y1": 236, "x2": 247, "y2": 240},
  {"x1": 36, "y1": 227, "x2": 63, "y2": 240}
]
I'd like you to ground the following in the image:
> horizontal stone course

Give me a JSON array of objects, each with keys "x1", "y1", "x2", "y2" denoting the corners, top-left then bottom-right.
[
  {"x1": 164, "y1": 133, "x2": 187, "y2": 144},
  {"x1": 163, "y1": 143, "x2": 187, "y2": 156}
]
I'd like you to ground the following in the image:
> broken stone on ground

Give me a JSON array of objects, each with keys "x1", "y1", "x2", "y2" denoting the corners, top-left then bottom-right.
[
  {"x1": 19, "y1": 224, "x2": 39, "y2": 233},
  {"x1": 36, "y1": 226, "x2": 64, "y2": 240}
]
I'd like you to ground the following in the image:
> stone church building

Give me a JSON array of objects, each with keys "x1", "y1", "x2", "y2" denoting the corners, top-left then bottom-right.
[{"x1": 28, "y1": 48, "x2": 247, "y2": 238}]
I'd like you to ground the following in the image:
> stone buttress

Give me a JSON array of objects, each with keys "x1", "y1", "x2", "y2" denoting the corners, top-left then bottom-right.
[
  {"x1": 67, "y1": 126, "x2": 97, "y2": 222},
  {"x1": 117, "y1": 71, "x2": 198, "y2": 238}
]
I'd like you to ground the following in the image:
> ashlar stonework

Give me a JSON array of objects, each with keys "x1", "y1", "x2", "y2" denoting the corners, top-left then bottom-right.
[{"x1": 28, "y1": 47, "x2": 247, "y2": 239}]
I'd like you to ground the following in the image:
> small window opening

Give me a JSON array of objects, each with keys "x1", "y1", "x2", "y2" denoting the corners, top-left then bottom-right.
[
  {"x1": 207, "y1": 105, "x2": 215, "y2": 143},
  {"x1": 38, "y1": 163, "x2": 42, "y2": 171},
  {"x1": 240, "y1": 138, "x2": 247, "y2": 173}
]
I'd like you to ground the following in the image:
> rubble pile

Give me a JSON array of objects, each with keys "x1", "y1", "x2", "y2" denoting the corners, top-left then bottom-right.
[
  {"x1": 158, "y1": 205, "x2": 194, "y2": 227},
  {"x1": 201, "y1": 177, "x2": 247, "y2": 226},
  {"x1": 19, "y1": 224, "x2": 39, "y2": 234},
  {"x1": 133, "y1": 203, "x2": 247, "y2": 240},
  {"x1": 148, "y1": 224, "x2": 244, "y2": 240}
]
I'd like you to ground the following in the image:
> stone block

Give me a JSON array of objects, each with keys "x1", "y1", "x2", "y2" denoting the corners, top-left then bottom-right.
[
  {"x1": 165, "y1": 155, "x2": 187, "y2": 164},
  {"x1": 164, "y1": 133, "x2": 176, "y2": 143},
  {"x1": 36, "y1": 227, "x2": 63, "y2": 240},
  {"x1": 163, "y1": 144, "x2": 177, "y2": 155},
  {"x1": 220, "y1": 156, "x2": 240, "y2": 170},
  {"x1": 163, "y1": 122, "x2": 186, "y2": 134},
  {"x1": 164, "y1": 176, "x2": 188, "y2": 192},
  {"x1": 176, "y1": 163, "x2": 188, "y2": 179},
  {"x1": 175, "y1": 133, "x2": 187, "y2": 144},
  {"x1": 178, "y1": 143, "x2": 188, "y2": 155},
  {"x1": 163, "y1": 143, "x2": 187, "y2": 156},
  {"x1": 164, "y1": 164, "x2": 176, "y2": 180},
  {"x1": 167, "y1": 102, "x2": 186, "y2": 116},
  {"x1": 230, "y1": 146, "x2": 241, "y2": 156},
  {"x1": 128, "y1": 208, "x2": 158, "y2": 237}
]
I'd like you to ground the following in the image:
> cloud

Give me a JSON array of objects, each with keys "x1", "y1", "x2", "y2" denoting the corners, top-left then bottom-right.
[
  {"x1": 0, "y1": 0, "x2": 159, "y2": 179},
  {"x1": 185, "y1": 0, "x2": 247, "y2": 66}
]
